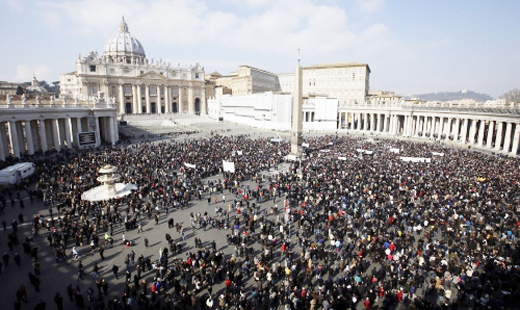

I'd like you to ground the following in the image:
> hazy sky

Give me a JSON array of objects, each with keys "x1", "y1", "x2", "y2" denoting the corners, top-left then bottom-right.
[{"x1": 0, "y1": 0, "x2": 518, "y2": 98}]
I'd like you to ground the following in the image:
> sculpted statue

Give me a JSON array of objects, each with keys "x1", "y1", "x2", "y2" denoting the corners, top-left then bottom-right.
[
  {"x1": 50, "y1": 96, "x2": 55, "y2": 106},
  {"x1": 22, "y1": 93, "x2": 27, "y2": 103},
  {"x1": 36, "y1": 95, "x2": 42, "y2": 105},
  {"x1": 6, "y1": 94, "x2": 11, "y2": 104}
]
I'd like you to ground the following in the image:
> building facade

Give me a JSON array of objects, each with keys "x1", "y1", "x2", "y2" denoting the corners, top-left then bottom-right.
[
  {"x1": 277, "y1": 62, "x2": 370, "y2": 105},
  {"x1": 215, "y1": 66, "x2": 278, "y2": 96},
  {"x1": 60, "y1": 17, "x2": 206, "y2": 115}
]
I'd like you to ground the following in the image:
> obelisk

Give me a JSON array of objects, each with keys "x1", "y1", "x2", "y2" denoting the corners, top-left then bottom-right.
[{"x1": 290, "y1": 50, "x2": 303, "y2": 157}]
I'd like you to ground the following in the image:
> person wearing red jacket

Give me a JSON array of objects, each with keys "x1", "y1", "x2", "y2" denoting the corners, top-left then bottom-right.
[{"x1": 364, "y1": 297, "x2": 371, "y2": 309}]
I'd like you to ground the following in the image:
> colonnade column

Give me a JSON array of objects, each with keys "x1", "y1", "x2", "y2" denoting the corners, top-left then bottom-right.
[
  {"x1": 444, "y1": 118, "x2": 452, "y2": 141},
  {"x1": 453, "y1": 118, "x2": 460, "y2": 142},
  {"x1": 38, "y1": 120, "x2": 48, "y2": 153},
  {"x1": 503, "y1": 122, "x2": 513, "y2": 152},
  {"x1": 8, "y1": 121, "x2": 20, "y2": 158},
  {"x1": 145, "y1": 84, "x2": 151, "y2": 114},
  {"x1": 52, "y1": 119, "x2": 61, "y2": 152},
  {"x1": 511, "y1": 124, "x2": 520, "y2": 155},
  {"x1": 119, "y1": 84, "x2": 125, "y2": 114},
  {"x1": 24, "y1": 121, "x2": 34, "y2": 155},
  {"x1": 494, "y1": 122, "x2": 503, "y2": 151},
  {"x1": 468, "y1": 119, "x2": 477, "y2": 144},
  {"x1": 460, "y1": 119, "x2": 468, "y2": 143},
  {"x1": 477, "y1": 120, "x2": 486, "y2": 146},
  {"x1": 486, "y1": 121, "x2": 495, "y2": 148},
  {"x1": 65, "y1": 118, "x2": 73, "y2": 149}
]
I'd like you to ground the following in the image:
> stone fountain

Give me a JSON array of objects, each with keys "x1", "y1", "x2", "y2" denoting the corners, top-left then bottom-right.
[{"x1": 81, "y1": 164, "x2": 137, "y2": 201}]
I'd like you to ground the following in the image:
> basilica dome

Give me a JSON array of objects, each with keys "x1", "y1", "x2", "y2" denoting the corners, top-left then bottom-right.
[{"x1": 103, "y1": 17, "x2": 146, "y2": 59}]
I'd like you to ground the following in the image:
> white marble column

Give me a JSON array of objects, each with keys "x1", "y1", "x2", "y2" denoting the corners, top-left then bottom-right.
[
  {"x1": 157, "y1": 85, "x2": 162, "y2": 114},
  {"x1": 119, "y1": 84, "x2": 125, "y2": 114},
  {"x1": 94, "y1": 117, "x2": 101, "y2": 147},
  {"x1": 503, "y1": 122, "x2": 513, "y2": 152},
  {"x1": 137, "y1": 85, "x2": 143, "y2": 114},
  {"x1": 494, "y1": 122, "x2": 503, "y2": 150},
  {"x1": 65, "y1": 118, "x2": 73, "y2": 149},
  {"x1": 460, "y1": 119, "x2": 468, "y2": 143},
  {"x1": 188, "y1": 86, "x2": 194, "y2": 114},
  {"x1": 38, "y1": 120, "x2": 48, "y2": 153},
  {"x1": 145, "y1": 84, "x2": 151, "y2": 113},
  {"x1": 436, "y1": 117, "x2": 443, "y2": 139},
  {"x1": 453, "y1": 118, "x2": 460, "y2": 142},
  {"x1": 52, "y1": 119, "x2": 61, "y2": 151},
  {"x1": 165, "y1": 86, "x2": 171, "y2": 114},
  {"x1": 511, "y1": 124, "x2": 520, "y2": 155},
  {"x1": 178, "y1": 87, "x2": 184, "y2": 113},
  {"x1": 24, "y1": 121, "x2": 34, "y2": 155},
  {"x1": 486, "y1": 121, "x2": 495, "y2": 148},
  {"x1": 132, "y1": 85, "x2": 138, "y2": 114},
  {"x1": 444, "y1": 118, "x2": 452, "y2": 140},
  {"x1": 477, "y1": 120, "x2": 486, "y2": 146},
  {"x1": 469, "y1": 119, "x2": 477, "y2": 144},
  {"x1": 109, "y1": 117, "x2": 116, "y2": 145},
  {"x1": 8, "y1": 121, "x2": 20, "y2": 158}
]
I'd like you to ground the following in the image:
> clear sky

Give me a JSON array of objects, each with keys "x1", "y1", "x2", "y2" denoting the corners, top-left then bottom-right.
[{"x1": 0, "y1": 0, "x2": 518, "y2": 98}]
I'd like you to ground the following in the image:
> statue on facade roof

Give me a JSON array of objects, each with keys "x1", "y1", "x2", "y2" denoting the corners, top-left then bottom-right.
[
  {"x1": 6, "y1": 94, "x2": 11, "y2": 105},
  {"x1": 22, "y1": 93, "x2": 27, "y2": 104}
]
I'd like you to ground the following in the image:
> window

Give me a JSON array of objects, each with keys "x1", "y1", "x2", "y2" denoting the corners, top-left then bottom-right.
[
  {"x1": 67, "y1": 79, "x2": 71, "y2": 82},
  {"x1": 92, "y1": 85, "x2": 98, "y2": 94},
  {"x1": 110, "y1": 69, "x2": 115, "y2": 74},
  {"x1": 195, "y1": 73, "x2": 199, "y2": 79},
  {"x1": 140, "y1": 71, "x2": 144, "y2": 75},
  {"x1": 90, "y1": 65, "x2": 96, "y2": 72}
]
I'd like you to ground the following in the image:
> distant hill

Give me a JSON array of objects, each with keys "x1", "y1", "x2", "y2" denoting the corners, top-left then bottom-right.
[{"x1": 413, "y1": 90, "x2": 493, "y2": 102}]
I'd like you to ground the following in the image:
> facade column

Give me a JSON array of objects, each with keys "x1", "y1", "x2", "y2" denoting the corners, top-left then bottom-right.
[
  {"x1": 494, "y1": 122, "x2": 503, "y2": 151},
  {"x1": 477, "y1": 120, "x2": 486, "y2": 146},
  {"x1": 460, "y1": 118, "x2": 468, "y2": 143},
  {"x1": 486, "y1": 121, "x2": 495, "y2": 148},
  {"x1": 370, "y1": 113, "x2": 376, "y2": 131},
  {"x1": 119, "y1": 84, "x2": 125, "y2": 114},
  {"x1": 510, "y1": 124, "x2": 520, "y2": 155},
  {"x1": 188, "y1": 86, "x2": 194, "y2": 114},
  {"x1": 178, "y1": 87, "x2": 184, "y2": 113},
  {"x1": 145, "y1": 84, "x2": 151, "y2": 113},
  {"x1": 24, "y1": 121, "x2": 34, "y2": 155},
  {"x1": 137, "y1": 85, "x2": 143, "y2": 114},
  {"x1": 157, "y1": 85, "x2": 162, "y2": 114},
  {"x1": 52, "y1": 119, "x2": 61, "y2": 152},
  {"x1": 38, "y1": 120, "x2": 48, "y2": 153},
  {"x1": 376, "y1": 113, "x2": 381, "y2": 132},
  {"x1": 8, "y1": 121, "x2": 20, "y2": 158},
  {"x1": 132, "y1": 85, "x2": 138, "y2": 114},
  {"x1": 65, "y1": 118, "x2": 73, "y2": 149},
  {"x1": 503, "y1": 122, "x2": 513, "y2": 152},
  {"x1": 109, "y1": 117, "x2": 116, "y2": 145},
  {"x1": 165, "y1": 86, "x2": 171, "y2": 113},
  {"x1": 201, "y1": 88, "x2": 207, "y2": 115}
]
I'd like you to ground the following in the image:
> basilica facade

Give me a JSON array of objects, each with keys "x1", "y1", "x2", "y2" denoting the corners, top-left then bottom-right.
[{"x1": 60, "y1": 17, "x2": 206, "y2": 115}]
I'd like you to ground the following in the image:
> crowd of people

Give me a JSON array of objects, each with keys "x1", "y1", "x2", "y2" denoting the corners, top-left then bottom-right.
[{"x1": 1, "y1": 133, "x2": 520, "y2": 310}]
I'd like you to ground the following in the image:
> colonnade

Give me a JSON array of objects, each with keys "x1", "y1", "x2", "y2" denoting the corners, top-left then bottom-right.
[
  {"x1": 337, "y1": 110, "x2": 520, "y2": 156},
  {"x1": 0, "y1": 116, "x2": 118, "y2": 160}
]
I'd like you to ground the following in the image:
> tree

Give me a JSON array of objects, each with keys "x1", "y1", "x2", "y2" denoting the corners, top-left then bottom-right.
[
  {"x1": 500, "y1": 89, "x2": 520, "y2": 103},
  {"x1": 15, "y1": 85, "x2": 24, "y2": 95}
]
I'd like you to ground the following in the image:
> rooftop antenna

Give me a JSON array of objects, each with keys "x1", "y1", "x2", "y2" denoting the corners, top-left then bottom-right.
[{"x1": 297, "y1": 48, "x2": 301, "y2": 65}]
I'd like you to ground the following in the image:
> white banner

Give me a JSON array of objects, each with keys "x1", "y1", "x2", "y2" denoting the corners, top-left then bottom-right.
[
  {"x1": 356, "y1": 149, "x2": 374, "y2": 155},
  {"x1": 432, "y1": 152, "x2": 444, "y2": 156},
  {"x1": 389, "y1": 148, "x2": 400, "y2": 154},
  {"x1": 400, "y1": 157, "x2": 431, "y2": 163},
  {"x1": 302, "y1": 143, "x2": 309, "y2": 148},
  {"x1": 237, "y1": 151, "x2": 243, "y2": 155},
  {"x1": 338, "y1": 156, "x2": 347, "y2": 161},
  {"x1": 223, "y1": 160, "x2": 235, "y2": 173},
  {"x1": 184, "y1": 163, "x2": 196, "y2": 169}
]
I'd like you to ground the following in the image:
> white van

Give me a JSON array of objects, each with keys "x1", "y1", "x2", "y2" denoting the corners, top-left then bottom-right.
[{"x1": 0, "y1": 162, "x2": 36, "y2": 184}]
